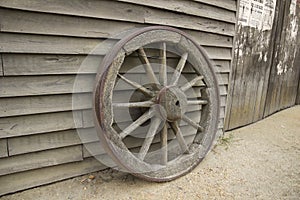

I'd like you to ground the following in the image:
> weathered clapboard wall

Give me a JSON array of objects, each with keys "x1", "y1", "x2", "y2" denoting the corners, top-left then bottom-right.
[
  {"x1": 225, "y1": 0, "x2": 300, "y2": 130},
  {"x1": 0, "y1": 0, "x2": 237, "y2": 195}
]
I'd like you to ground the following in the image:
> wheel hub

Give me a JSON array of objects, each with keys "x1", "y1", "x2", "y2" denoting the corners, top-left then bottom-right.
[
  {"x1": 157, "y1": 86, "x2": 187, "y2": 122},
  {"x1": 93, "y1": 26, "x2": 220, "y2": 182}
]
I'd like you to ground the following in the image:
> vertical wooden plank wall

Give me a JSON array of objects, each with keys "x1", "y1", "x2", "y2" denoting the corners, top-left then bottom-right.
[
  {"x1": 0, "y1": 0, "x2": 237, "y2": 195},
  {"x1": 225, "y1": 0, "x2": 300, "y2": 130},
  {"x1": 297, "y1": 2, "x2": 300, "y2": 105},
  {"x1": 264, "y1": 0, "x2": 300, "y2": 117},
  {"x1": 297, "y1": 78, "x2": 300, "y2": 104}
]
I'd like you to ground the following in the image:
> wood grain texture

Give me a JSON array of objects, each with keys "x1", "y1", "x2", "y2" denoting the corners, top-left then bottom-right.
[
  {"x1": 0, "y1": 111, "x2": 82, "y2": 138},
  {"x1": 144, "y1": 10, "x2": 234, "y2": 36},
  {"x1": 2, "y1": 54, "x2": 103, "y2": 75},
  {"x1": 116, "y1": 0, "x2": 236, "y2": 23},
  {"x1": 0, "y1": 33, "x2": 116, "y2": 55},
  {"x1": 0, "y1": 93, "x2": 91, "y2": 117},
  {"x1": 225, "y1": 0, "x2": 300, "y2": 130},
  {"x1": 0, "y1": 157, "x2": 106, "y2": 196},
  {"x1": 264, "y1": 0, "x2": 300, "y2": 117},
  {"x1": 193, "y1": 0, "x2": 237, "y2": 11},
  {"x1": 179, "y1": 30, "x2": 233, "y2": 48},
  {"x1": 263, "y1": 0, "x2": 287, "y2": 117},
  {"x1": 219, "y1": 107, "x2": 226, "y2": 119},
  {"x1": 82, "y1": 142, "x2": 106, "y2": 158},
  {"x1": 0, "y1": 72, "x2": 227, "y2": 97},
  {"x1": 0, "y1": 8, "x2": 233, "y2": 48},
  {"x1": 0, "y1": 7, "x2": 144, "y2": 39},
  {"x1": 2, "y1": 54, "x2": 230, "y2": 76},
  {"x1": 0, "y1": 33, "x2": 232, "y2": 59},
  {"x1": 0, "y1": 75, "x2": 94, "y2": 97},
  {"x1": 223, "y1": 0, "x2": 239, "y2": 130},
  {"x1": 0, "y1": 0, "x2": 235, "y2": 195},
  {"x1": 0, "y1": 0, "x2": 235, "y2": 35},
  {"x1": 0, "y1": 145, "x2": 83, "y2": 176},
  {"x1": 220, "y1": 95, "x2": 227, "y2": 107},
  {"x1": 0, "y1": 139, "x2": 8, "y2": 158},
  {"x1": 226, "y1": 25, "x2": 275, "y2": 129},
  {"x1": 203, "y1": 47, "x2": 232, "y2": 60},
  {"x1": 214, "y1": 61, "x2": 231, "y2": 73},
  {"x1": 297, "y1": 77, "x2": 300, "y2": 105},
  {"x1": 297, "y1": 49, "x2": 300, "y2": 105},
  {"x1": 8, "y1": 130, "x2": 81, "y2": 155},
  {"x1": 0, "y1": 54, "x2": 3, "y2": 76},
  {"x1": 0, "y1": 0, "x2": 145, "y2": 23},
  {"x1": 218, "y1": 118, "x2": 225, "y2": 129}
]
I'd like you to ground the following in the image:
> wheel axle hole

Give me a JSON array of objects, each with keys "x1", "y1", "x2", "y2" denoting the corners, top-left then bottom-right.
[{"x1": 175, "y1": 101, "x2": 180, "y2": 107}]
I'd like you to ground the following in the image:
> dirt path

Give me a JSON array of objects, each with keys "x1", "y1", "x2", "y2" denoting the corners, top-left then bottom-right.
[{"x1": 2, "y1": 106, "x2": 300, "y2": 200}]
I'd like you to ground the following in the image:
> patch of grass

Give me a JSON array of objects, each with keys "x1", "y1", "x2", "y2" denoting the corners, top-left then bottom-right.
[{"x1": 218, "y1": 133, "x2": 234, "y2": 150}]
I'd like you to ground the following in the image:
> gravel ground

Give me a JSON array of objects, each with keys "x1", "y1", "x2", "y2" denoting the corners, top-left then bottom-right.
[{"x1": 2, "y1": 106, "x2": 300, "y2": 200}]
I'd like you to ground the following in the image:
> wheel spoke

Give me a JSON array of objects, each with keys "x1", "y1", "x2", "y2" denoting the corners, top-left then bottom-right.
[
  {"x1": 180, "y1": 76, "x2": 204, "y2": 92},
  {"x1": 182, "y1": 115, "x2": 204, "y2": 132},
  {"x1": 138, "y1": 48, "x2": 160, "y2": 85},
  {"x1": 170, "y1": 122, "x2": 189, "y2": 154},
  {"x1": 118, "y1": 74, "x2": 154, "y2": 97},
  {"x1": 113, "y1": 101, "x2": 154, "y2": 108},
  {"x1": 187, "y1": 100, "x2": 208, "y2": 105},
  {"x1": 160, "y1": 123, "x2": 168, "y2": 165},
  {"x1": 93, "y1": 26, "x2": 220, "y2": 180},
  {"x1": 170, "y1": 52, "x2": 188, "y2": 86},
  {"x1": 119, "y1": 109, "x2": 155, "y2": 139},
  {"x1": 138, "y1": 117, "x2": 162, "y2": 160},
  {"x1": 159, "y1": 42, "x2": 167, "y2": 86}
]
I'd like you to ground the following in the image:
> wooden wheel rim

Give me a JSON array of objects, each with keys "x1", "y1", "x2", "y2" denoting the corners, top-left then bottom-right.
[{"x1": 93, "y1": 26, "x2": 220, "y2": 182}]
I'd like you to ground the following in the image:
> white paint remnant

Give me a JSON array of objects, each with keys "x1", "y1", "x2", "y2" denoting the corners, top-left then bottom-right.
[
  {"x1": 290, "y1": 0, "x2": 298, "y2": 41},
  {"x1": 264, "y1": 52, "x2": 268, "y2": 62},
  {"x1": 235, "y1": 48, "x2": 244, "y2": 57},
  {"x1": 259, "y1": 52, "x2": 263, "y2": 62},
  {"x1": 276, "y1": 0, "x2": 298, "y2": 75},
  {"x1": 290, "y1": 0, "x2": 297, "y2": 15},
  {"x1": 290, "y1": 18, "x2": 298, "y2": 40},
  {"x1": 277, "y1": 61, "x2": 284, "y2": 75}
]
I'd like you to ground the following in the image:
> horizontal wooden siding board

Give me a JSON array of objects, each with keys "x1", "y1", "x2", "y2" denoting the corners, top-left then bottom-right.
[
  {"x1": 0, "y1": 139, "x2": 8, "y2": 158},
  {"x1": 0, "y1": 145, "x2": 83, "y2": 176},
  {"x1": 0, "y1": 33, "x2": 232, "y2": 61},
  {"x1": 0, "y1": 111, "x2": 82, "y2": 138},
  {"x1": 8, "y1": 130, "x2": 81, "y2": 155},
  {"x1": 0, "y1": 72, "x2": 228, "y2": 98},
  {"x1": 193, "y1": 0, "x2": 237, "y2": 11},
  {"x1": 0, "y1": 91, "x2": 227, "y2": 119},
  {"x1": 0, "y1": 8, "x2": 233, "y2": 48},
  {"x1": 0, "y1": 75, "x2": 94, "y2": 97},
  {"x1": 0, "y1": 0, "x2": 235, "y2": 196},
  {"x1": 2, "y1": 54, "x2": 231, "y2": 76},
  {"x1": 0, "y1": 0, "x2": 235, "y2": 35},
  {"x1": 0, "y1": 157, "x2": 106, "y2": 196},
  {"x1": 115, "y1": 0, "x2": 236, "y2": 23},
  {"x1": 0, "y1": 93, "x2": 91, "y2": 117},
  {"x1": 0, "y1": 7, "x2": 144, "y2": 39},
  {"x1": 0, "y1": 54, "x2": 3, "y2": 76},
  {"x1": 0, "y1": 33, "x2": 116, "y2": 55}
]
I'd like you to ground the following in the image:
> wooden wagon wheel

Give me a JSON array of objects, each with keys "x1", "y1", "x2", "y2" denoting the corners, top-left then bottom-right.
[{"x1": 93, "y1": 26, "x2": 220, "y2": 182}]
